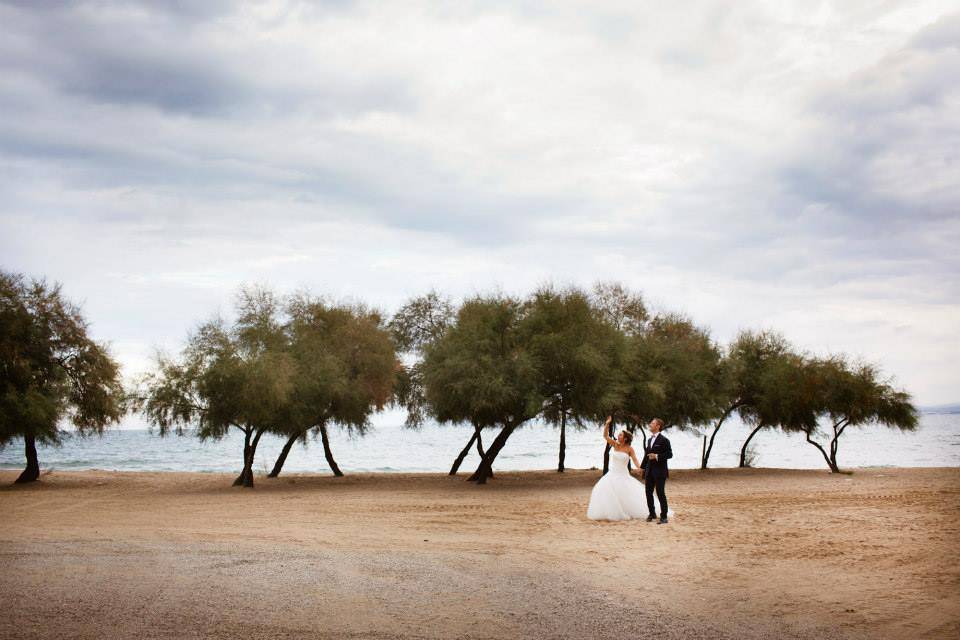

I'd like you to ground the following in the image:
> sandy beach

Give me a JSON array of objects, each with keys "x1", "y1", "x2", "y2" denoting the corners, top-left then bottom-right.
[{"x1": 2, "y1": 467, "x2": 958, "y2": 639}]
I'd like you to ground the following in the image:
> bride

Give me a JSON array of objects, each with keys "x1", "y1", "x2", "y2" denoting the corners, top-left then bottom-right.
[{"x1": 587, "y1": 415, "x2": 648, "y2": 521}]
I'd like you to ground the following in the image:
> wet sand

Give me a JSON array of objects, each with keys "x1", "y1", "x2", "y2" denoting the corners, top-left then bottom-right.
[{"x1": 1, "y1": 467, "x2": 958, "y2": 639}]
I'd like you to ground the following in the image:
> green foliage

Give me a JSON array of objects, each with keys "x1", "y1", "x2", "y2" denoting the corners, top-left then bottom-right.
[
  {"x1": 702, "y1": 330, "x2": 798, "y2": 468},
  {"x1": 802, "y1": 356, "x2": 918, "y2": 472},
  {"x1": 615, "y1": 313, "x2": 725, "y2": 434},
  {"x1": 389, "y1": 291, "x2": 455, "y2": 354},
  {"x1": 4, "y1": 270, "x2": 916, "y2": 481},
  {"x1": 523, "y1": 286, "x2": 623, "y2": 429},
  {"x1": 138, "y1": 286, "x2": 398, "y2": 484},
  {"x1": 814, "y1": 357, "x2": 918, "y2": 433},
  {"x1": 747, "y1": 353, "x2": 821, "y2": 433},
  {"x1": 726, "y1": 330, "x2": 792, "y2": 412},
  {"x1": 388, "y1": 292, "x2": 455, "y2": 428},
  {"x1": 591, "y1": 281, "x2": 648, "y2": 336},
  {"x1": 421, "y1": 294, "x2": 541, "y2": 429},
  {"x1": 0, "y1": 271, "x2": 124, "y2": 448},
  {"x1": 283, "y1": 294, "x2": 397, "y2": 437},
  {"x1": 141, "y1": 298, "x2": 293, "y2": 438}
]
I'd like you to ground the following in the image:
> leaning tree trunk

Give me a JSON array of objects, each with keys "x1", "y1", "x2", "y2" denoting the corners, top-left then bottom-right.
[
  {"x1": 233, "y1": 429, "x2": 252, "y2": 486},
  {"x1": 469, "y1": 423, "x2": 517, "y2": 484},
  {"x1": 234, "y1": 428, "x2": 264, "y2": 488},
  {"x1": 15, "y1": 433, "x2": 40, "y2": 484},
  {"x1": 268, "y1": 431, "x2": 303, "y2": 478},
  {"x1": 829, "y1": 438, "x2": 841, "y2": 474},
  {"x1": 319, "y1": 424, "x2": 343, "y2": 477},
  {"x1": 804, "y1": 430, "x2": 837, "y2": 472},
  {"x1": 475, "y1": 430, "x2": 490, "y2": 478},
  {"x1": 449, "y1": 427, "x2": 481, "y2": 475},
  {"x1": 739, "y1": 423, "x2": 765, "y2": 468},
  {"x1": 557, "y1": 411, "x2": 566, "y2": 473},
  {"x1": 602, "y1": 418, "x2": 614, "y2": 475},
  {"x1": 828, "y1": 420, "x2": 848, "y2": 473},
  {"x1": 702, "y1": 404, "x2": 739, "y2": 469}
]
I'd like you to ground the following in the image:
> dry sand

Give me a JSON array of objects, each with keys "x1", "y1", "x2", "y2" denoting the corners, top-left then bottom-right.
[{"x1": 1, "y1": 467, "x2": 958, "y2": 639}]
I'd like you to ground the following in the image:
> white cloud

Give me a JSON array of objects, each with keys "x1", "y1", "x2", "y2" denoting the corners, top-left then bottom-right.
[{"x1": 1, "y1": 0, "x2": 958, "y2": 404}]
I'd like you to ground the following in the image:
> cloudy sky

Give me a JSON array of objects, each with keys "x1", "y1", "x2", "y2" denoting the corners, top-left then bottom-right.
[{"x1": 1, "y1": 0, "x2": 958, "y2": 405}]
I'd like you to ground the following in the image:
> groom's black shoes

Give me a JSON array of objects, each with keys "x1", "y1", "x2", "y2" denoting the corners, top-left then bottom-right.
[
  {"x1": 646, "y1": 515, "x2": 657, "y2": 522},
  {"x1": 657, "y1": 517, "x2": 668, "y2": 525}
]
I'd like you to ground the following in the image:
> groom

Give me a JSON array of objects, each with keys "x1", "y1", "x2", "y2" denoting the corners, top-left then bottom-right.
[{"x1": 640, "y1": 418, "x2": 672, "y2": 524}]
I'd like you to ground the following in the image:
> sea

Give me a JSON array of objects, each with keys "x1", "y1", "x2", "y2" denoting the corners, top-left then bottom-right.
[{"x1": 2, "y1": 412, "x2": 958, "y2": 475}]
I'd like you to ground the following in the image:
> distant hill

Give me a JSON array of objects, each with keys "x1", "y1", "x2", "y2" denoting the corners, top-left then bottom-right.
[{"x1": 922, "y1": 403, "x2": 960, "y2": 415}]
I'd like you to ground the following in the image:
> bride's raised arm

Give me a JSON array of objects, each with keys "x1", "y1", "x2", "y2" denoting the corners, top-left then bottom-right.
[{"x1": 602, "y1": 415, "x2": 617, "y2": 446}]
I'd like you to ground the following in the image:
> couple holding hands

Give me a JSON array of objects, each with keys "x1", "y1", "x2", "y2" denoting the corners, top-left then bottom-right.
[{"x1": 587, "y1": 415, "x2": 673, "y2": 524}]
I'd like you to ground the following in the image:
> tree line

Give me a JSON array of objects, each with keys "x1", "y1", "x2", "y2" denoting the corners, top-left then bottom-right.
[{"x1": 1, "y1": 270, "x2": 919, "y2": 485}]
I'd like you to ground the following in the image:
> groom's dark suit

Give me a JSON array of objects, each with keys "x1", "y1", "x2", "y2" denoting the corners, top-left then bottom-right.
[{"x1": 640, "y1": 432, "x2": 672, "y2": 520}]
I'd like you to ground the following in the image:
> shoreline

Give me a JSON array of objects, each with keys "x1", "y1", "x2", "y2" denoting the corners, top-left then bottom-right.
[
  {"x1": 2, "y1": 464, "x2": 957, "y2": 478},
  {"x1": 2, "y1": 467, "x2": 958, "y2": 639}
]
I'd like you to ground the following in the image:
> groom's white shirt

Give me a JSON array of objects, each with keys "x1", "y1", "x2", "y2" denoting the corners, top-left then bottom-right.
[{"x1": 649, "y1": 433, "x2": 659, "y2": 459}]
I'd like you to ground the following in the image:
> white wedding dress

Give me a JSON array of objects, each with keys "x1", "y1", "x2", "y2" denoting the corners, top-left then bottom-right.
[{"x1": 587, "y1": 450, "x2": 649, "y2": 521}]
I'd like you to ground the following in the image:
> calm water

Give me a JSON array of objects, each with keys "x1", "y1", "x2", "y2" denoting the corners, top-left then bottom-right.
[{"x1": 1, "y1": 413, "x2": 958, "y2": 474}]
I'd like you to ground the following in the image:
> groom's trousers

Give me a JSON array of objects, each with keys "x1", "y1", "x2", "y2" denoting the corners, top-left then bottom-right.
[{"x1": 645, "y1": 474, "x2": 668, "y2": 518}]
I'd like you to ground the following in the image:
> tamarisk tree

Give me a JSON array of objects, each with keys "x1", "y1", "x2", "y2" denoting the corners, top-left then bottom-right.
[
  {"x1": 524, "y1": 286, "x2": 624, "y2": 472},
  {"x1": 803, "y1": 358, "x2": 917, "y2": 473},
  {"x1": 421, "y1": 295, "x2": 541, "y2": 484},
  {"x1": 139, "y1": 287, "x2": 293, "y2": 487},
  {"x1": 642, "y1": 314, "x2": 726, "y2": 433},
  {"x1": 589, "y1": 282, "x2": 646, "y2": 472},
  {"x1": 268, "y1": 296, "x2": 397, "y2": 478},
  {"x1": 701, "y1": 331, "x2": 792, "y2": 469},
  {"x1": 609, "y1": 314, "x2": 723, "y2": 473},
  {"x1": 387, "y1": 292, "x2": 482, "y2": 475},
  {"x1": 0, "y1": 271, "x2": 125, "y2": 483},
  {"x1": 737, "y1": 353, "x2": 820, "y2": 467}
]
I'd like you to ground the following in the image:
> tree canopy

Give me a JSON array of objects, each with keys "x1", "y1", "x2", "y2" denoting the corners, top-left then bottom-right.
[
  {"x1": 269, "y1": 295, "x2": 397, "y2": 477},
  {"x1": 2, "y1": 270, "x2": 919, "y2": 484},
  {"x1": 139, "y1": 288, "x2": 294, "y2": 486},
  {"x1": 420, "y1": 294, "x2": 541, "y2": 483},
  {"x1": 802, "y1": 357, "x2": 918, "y2": 472},
  {"x1": 523, "y1": 286, "x2": 623, "y2": 471},
  {"x1": 0, "y1": 271, "x2": 125, "y2": 483},
  {"x1": 700, "y1": 330, "x2": 793, "y2": 469},
  {"x1": 140, "y1": 288, "x2": 398, "y2": 486}
]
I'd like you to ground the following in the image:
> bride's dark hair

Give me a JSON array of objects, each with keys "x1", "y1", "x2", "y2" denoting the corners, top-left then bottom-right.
[{"x1": 619, "y1": 430, "x2": 634, "y2": 445}]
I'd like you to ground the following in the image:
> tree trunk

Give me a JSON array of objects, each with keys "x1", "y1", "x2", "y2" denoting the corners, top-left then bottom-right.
[
  {"x1": 602, "y1": 418, "x2": 617, "y2": 475},
  {"x1": 268, "y1": 431, "x2": 303, "y2": 478},
  {"x1": 234, "y1": 429, "x2": 263, "y2": 488},
  {"x1": 828, "y1": 420, "x2": 848, "y2": 473},
  {"x1": 244, "y1": 430, "x2": 264, "y2": 487},
  {"x1": 702, "y1": 403, "x2": 738, "y2": 470},
  {"x1": 476, "y1": 430, "x2": 490, "y2": 478},
  {"x1": 449, "y1": 428, "x2": 480, "y2": 475},
  {"x1": 739, "y1": 423, "x2": 765, "y2": 468},
  {"x1": 319, "y1": 424, "x2": 343, "y2": 477},
  {"x1": 233, "y1": 429, "x2": 252, "y2": 486},
  {"x1": 829, "y1": 439, "x2": 840, "y2": 473},
  {"x1": 557, "y1": 411, "x2": 566, "y2": 473},
  {"x1": 15, "y1": 433, "x2": 40, "y2": 484},
  {"x1": 804, "y1": 430, "x2": 838, "y2": 472},
  {"x1": 469, "y1": 423, "x2": 516, "y2": 484}
]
